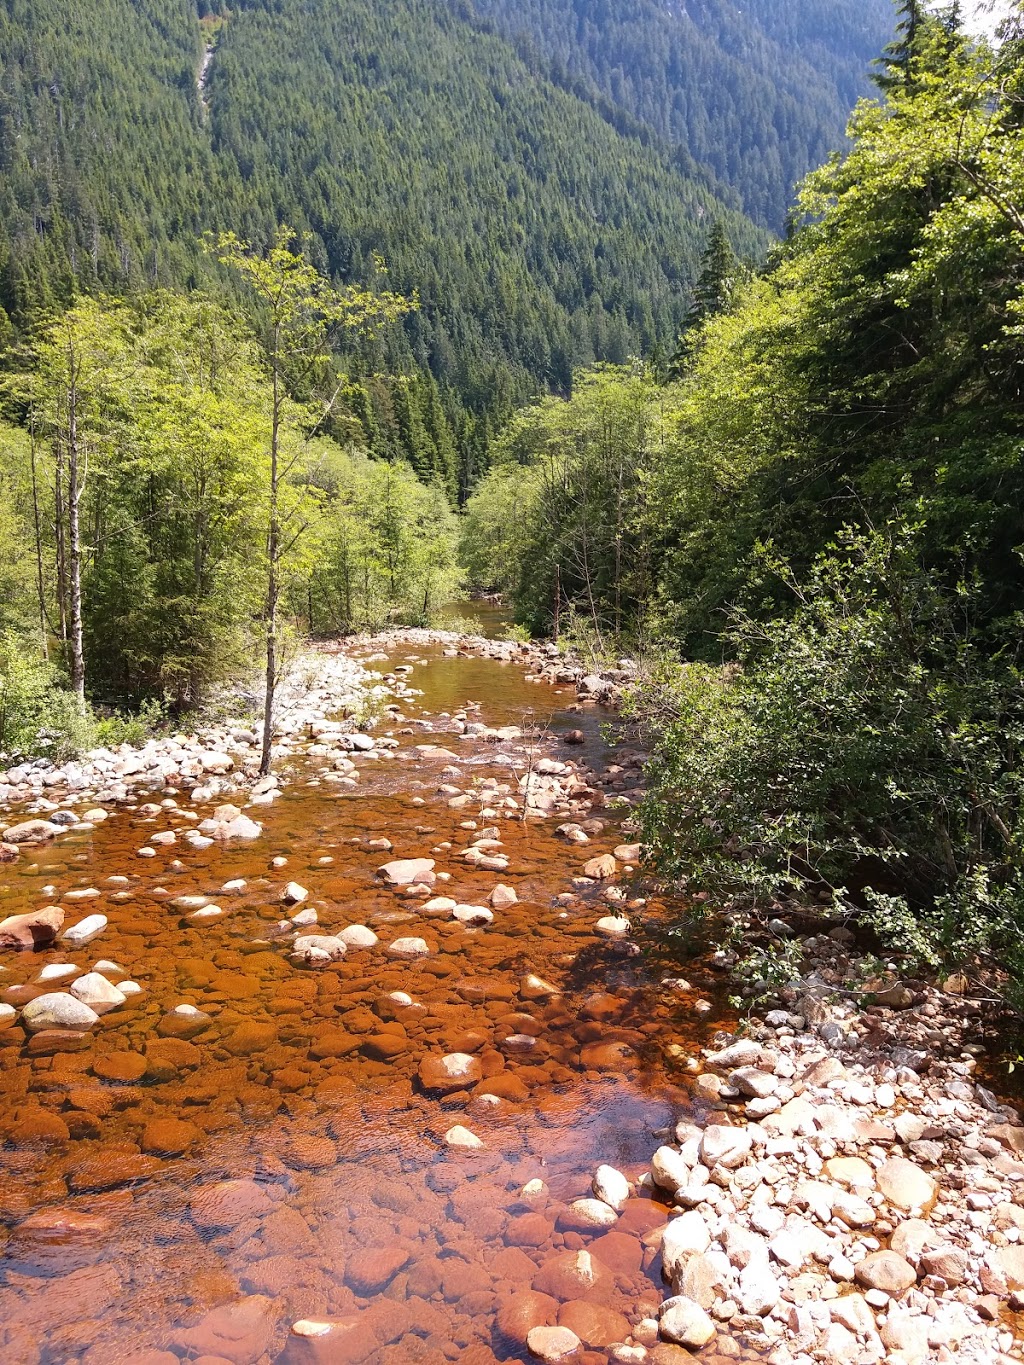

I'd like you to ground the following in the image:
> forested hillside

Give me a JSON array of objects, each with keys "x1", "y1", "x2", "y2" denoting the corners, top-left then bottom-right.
[
  {"x1": 465, "y1": 6, "x2": 1024, "y2": 1002},
  {"x1": 468, "y1": 0, "x2": 894, "y2": 229},
  {"x1": 0, "y1": 0, "x2": 765, "y2": 483}
]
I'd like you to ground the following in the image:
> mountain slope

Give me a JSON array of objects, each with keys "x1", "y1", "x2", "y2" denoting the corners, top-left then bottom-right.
[
  {"x1": 0, "y1": 0, "x2": 888, "y2": 480},
  {"x1": 466, "y1": 0, "x2": 895, "y2": 229}
]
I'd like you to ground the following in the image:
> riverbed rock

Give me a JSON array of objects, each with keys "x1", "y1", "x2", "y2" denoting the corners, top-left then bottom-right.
[
  {"x1": 61, "y1": 914, "x2": 108, "y2": 947},
  {"x1": 175, "y1": 1294, "x2": 276, "y2": 1363},
  {"x1": 877, "y1": 1157, "x2": 938, "y2": 1211},
  {"x1": 526, "y1": 1325, "x2": 582, "y2": 1361},
  {"x1": 378, "y1": 857, "x2": 436, "y2": 886},
  {"x1": 292, "y1": 935, "x2": 347, "y2": 965},
  {"x1": 2, "y1": 818, "x2": 62, "y2": 844},
  {"x1": 22, "y1": 992, "x2": 99, "y2": 1032},
  {"x1": 418, "y1": 1052, "x2": 482, "y2": 1093},
  {"x1": 388, "y1": 936, "x2": 431, "y2": 958},
  {"x1": 592, "y1": 1164, "x2": 631, "y2": 1212},
  {"x1": 0, "y1": 906, "x2": 64, "y2": 949},
  {"x1": 659, "y1": 1297, "x2": 717, "y2": 1348},
  {"x1": 699, "y1": 1124, "x2": 752, "y2": 1170},
  {"x1": 69, "y1": 972, "x2": 126, "y2": 1014},
  {"x1": 854, "y1": 1250, "x2": 917, "y2": 1295}
]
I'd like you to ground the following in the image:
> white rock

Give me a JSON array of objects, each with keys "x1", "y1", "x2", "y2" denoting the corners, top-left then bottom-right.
[
  {"x1": 444, "y1": 1125, "x2": 483, "y2": 1151},
  {"x1": 737, "y1": 1261, "x2": 780, "y2": 1316},
  {"x1": 61, "y1": 914, "x2": 108, "y2": 946},
  {"x1": 338, "y1": 924, "x2": 378, "y2": 948},
  {"x1": 387, "y1": 936, "x2": 430, "y2": 958},
  {"x1": 592, "y1": 1164, "x2": 631, "y2": 1211},
  {"x1": 36, "y1": 963, "x2": 79, "y2": 983},
  {"x1": 22, "y1": 992, "x2": 100, "y2": 1032},
  {"x1": 69, "y1": 971, "x2": 127, "y2": 1014},
  {"x1": 661, "y1": 1212, "x2": 712, "y2": 1280},
  {"x1": 292, "y1": 934, "x2": 347, "y2": 965},
  {"x1": 453, "y1": 903, "x2": 493, "y2": 926},
  {"x1": 281, "y1": 881, "x2": 308, "y2": 905}
]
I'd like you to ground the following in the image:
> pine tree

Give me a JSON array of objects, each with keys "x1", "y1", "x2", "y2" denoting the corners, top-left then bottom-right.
[
  {"x1": 873, "y1": 0, "x2": 928, "y2": 91},
  {"x1": 668, "y1": 221, "x2": 739, "y2": 378}
]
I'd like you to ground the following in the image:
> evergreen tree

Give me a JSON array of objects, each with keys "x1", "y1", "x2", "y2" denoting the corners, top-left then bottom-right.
[{"x1": 668, "y1": 221, "x2": 740, "y2": 378}]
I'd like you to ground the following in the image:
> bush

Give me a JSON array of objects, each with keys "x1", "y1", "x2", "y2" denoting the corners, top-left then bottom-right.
[
  {"x1": 0, "y1": 635, "x2": 95, "y2": 762},
  {"x1": 630, "y1": 524, "x2": 1024, "y2": 1004}
]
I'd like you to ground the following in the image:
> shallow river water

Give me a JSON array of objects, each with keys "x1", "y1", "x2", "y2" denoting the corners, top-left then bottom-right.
[{"x1": 0, "y1": 642, "x2": 736, "y2": 1365}]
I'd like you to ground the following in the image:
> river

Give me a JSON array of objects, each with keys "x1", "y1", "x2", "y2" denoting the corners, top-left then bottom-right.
[{"x1": 0, "y1": 636, "x2": 739, "y2": 1364}]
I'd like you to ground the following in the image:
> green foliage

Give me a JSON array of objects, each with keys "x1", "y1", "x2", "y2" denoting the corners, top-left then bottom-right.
[
  {"x1": 471, "y1": 0, "x2": 894, "y2": 230},
  {"x1": 632, "y1": 524, "x2": 1024, "y2": 999},
  {"x1": 311, "y1": 454, "x2": 464, "y2": 632},
  {"x1": 0, "y1": 634, "x2": 91, "y2": 762},
  {"x1": 462, "y1": 365, "x2": 666, "y2": 645},
  {"x1": 0, "y1": 0, "x2": 781, "y2": 486}
]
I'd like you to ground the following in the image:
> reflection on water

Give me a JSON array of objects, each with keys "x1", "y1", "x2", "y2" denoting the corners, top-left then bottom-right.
[{"x1": 0, "y1": 643, "x2": 733, "y2": 1364}]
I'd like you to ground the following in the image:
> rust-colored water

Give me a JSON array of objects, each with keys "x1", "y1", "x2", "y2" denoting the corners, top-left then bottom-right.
[{"x1": 0, "y1": 644, "x2": 733, "y2": 1365}]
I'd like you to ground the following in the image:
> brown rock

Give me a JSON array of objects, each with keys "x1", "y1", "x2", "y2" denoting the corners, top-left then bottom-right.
[
  {"x1": 223, "y1": 1021, "x2": 277, "y2": 1056},
  {"x1": 854, "y1": 1251, "x2": 917, "y2": 1295},
  {"x1": 557, "y1": 1300, "x2": 630, "y2": 1348},
  {"x1": 417, "y1": 1052, "x2": 482, "y2": 1093},
  {"x1": 582, "y1": 854, "x2": 617, "y2": 880},
  {"x1": 0, "y1": 906, "x2": 64, "y2": 949},
  {"x1": 7, "y1": 1208, "x2": 112, "y2": 1272},
  {"x1": 579, "y1": 1041, "x2": 637, "y2": 1071},
  {"x1": 93, "y1": 1052, "x2": 148, "y2": 1082},
  {"x1": 175, "y1": 1295, "x2": 278, "y2": 1364},
  {"x1": 68, "y1": 1151, "x2": 162, "y2": 1192},
  {"x1": 346, "y1": 1244, "x2": 411, "y2": 1295},
  {"x1": 141, "y1": 1118, "x2": 200, "y2": 1155},
  {"x1": 190, "y1": 1179, "x2": 275, "y2": 1229},
  {"x1": 0, "y1": 841, "x2": 19, "y2": 862},
  {"x1": 9, "y1": 1109, "x2": 70, "y2": 1144},
  {"x1": 506, "y1": 1212, "x2": 554, "y2": 1247},
  {"x1": 496, "y1": 1292, "x2": 559, "y2": 1347}
]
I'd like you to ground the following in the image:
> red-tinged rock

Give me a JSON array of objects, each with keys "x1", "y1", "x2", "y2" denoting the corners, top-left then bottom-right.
[
  {"x1": 557, "y1": 1300, "x2": 631, "y2": 1348},
  {"x1": 141, "y1": 1117, "x2": 200, "y2": 1155},
  {"x1": 345, "y1": 1244, "x2": 411, "y2": 1295},
  {"x1": 309, "y1": 1028, "x2": 361, "y2": 1060},
  {"x1": 93, "y1": 1051, "x2": 148, "y2": 1082},
  {"x1": 285, "y1": 1135, "x2": 337, "y2": 1170},
  {"x1": 190, "y1": 1179, "x2": 275, "y2": 1229},
  {"x1": 579, "y1": 1041, "x2": 637, "y2": 1071},
  {"x1": 476, "y1": 1073, "x2": 530, "y2": 1101},
  {"x1": 585, "y1": 1230, "x2": 644, "y2": 1276},
  {"x1": 360, "y1": 1032, "x2": 408, "y2": 1060},
  {"x1": 0, "y1": 841, "x2": 19, "y2": 862},
  {"x1": 417, "y1": 1052, "x2": 482, "y2": 1093},
  {"x1": 9, "y1": 1108, "x2": 70, "y2": 1144},
  {"x1": 0, "y1": 906, "x2": 64, "y2": 949},
  {"x1": 174, "y1": 1294, "x2": 278, "y2": 1364},
  {"x1": 8, "y1": 1208, "x2": 113, "y2": 1273},
  {"x1": 67, "y1": 1152, "x2": 162, "y2": 1192},
  {"x1": 12, "y1": 1263, "x2": 122, "y2": 1330},
  {"x1": 223, "y1": 1020, "x2": 277, "y2": 1056},
  {"x1": 506, "y1": 1212, "x2": 555, "y2": 1248},
  {"x1": 533, "y1": 1250, "x2": 612, "y2": 1302},
  {"x1": 279, "y1": 1316, "x2": 378, "y2": 1365},
  {"x1": 491, "y1": 1246, "x2": 539, "y2": 1282},
  {"x1": 144, "y1": 1037, "x2": 201, "y2": 1081},
  {"x1": 495, "y1": 1290, "x2": 560, "y2": 1347}
]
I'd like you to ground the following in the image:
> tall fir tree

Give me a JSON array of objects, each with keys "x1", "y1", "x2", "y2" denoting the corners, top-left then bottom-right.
[{"x1": 668, "y1": 221, "x2": 740, "y2": 378}]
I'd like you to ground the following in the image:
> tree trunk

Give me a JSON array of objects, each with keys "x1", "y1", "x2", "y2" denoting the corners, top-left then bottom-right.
[
  {"x1": 54, "y1": 439, "x2": 68, "y2": 646},
  {"x1": 29, "y1": 426, "x2": 50, "y2": 659},
  {"x1": 260, "y1": 351, "x2": 281, "y2": 777},
  {"x1": 67, "y1": 381, "x2": 86, "y2": 705}
]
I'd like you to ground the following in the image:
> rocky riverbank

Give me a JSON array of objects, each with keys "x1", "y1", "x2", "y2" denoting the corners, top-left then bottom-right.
[{"x1": 1, "y1": 630, "x2": 1015, "y2": 1365}]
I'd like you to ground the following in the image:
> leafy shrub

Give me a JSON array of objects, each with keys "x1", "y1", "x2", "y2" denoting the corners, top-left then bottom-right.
[
  {"x1": 630, "y1": 524, "x2": 1024, "y2": 1003},
  {"x1": 0, "y1": 635, "x2": 94, "y2": 762},
  {"x1": 93, "y1": 696, "x2": 167, "y2": 748}
]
